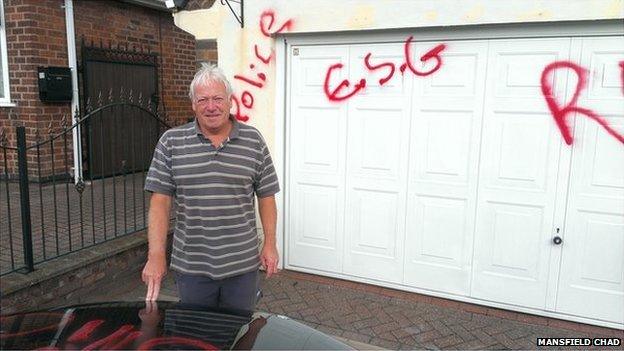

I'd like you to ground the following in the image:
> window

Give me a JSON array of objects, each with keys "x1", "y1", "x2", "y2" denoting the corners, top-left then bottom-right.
[{"x1": 0, "y1": 0, "x2": 12, "y2": 106}]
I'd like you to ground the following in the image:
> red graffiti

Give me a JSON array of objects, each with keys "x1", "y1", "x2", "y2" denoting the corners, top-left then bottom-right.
[
  {"x1": 82, "y1": 324, "x2": 134, "y2": 351},
  {"x1": 364, "y1": 53, "x2": 395, "y2": 85},
  {"x1": 241, "y1": 91, "x2": 254, "y2": 108},
  {"x1": 540, "y1": 61, "x2": 624, "y2": 145},
  {"x1": 324, "y1": 63, "x2": 367, "y2": 102},
  {"x1": 138, "y1": 336, "x2": 219, "y2": 350},
  {"x1": 231, "y1": 95, "x2": 250, "y2": 122},
  {"x1": 107, "y1": 331, "x2": 142, "y2": 350},
  {"x1": 0, "y1": 312, "x2": 69, "y2": 339},
  {"x1": 619, "y1": 61, "x2": 624, "y2": 95},
  {"x1": 323, "y1": 37, "x2": 446, "y2": 102},
  {"x1": 400, "y1": 37, "x2": 446, "y2": 76},
  {"x1": 234, "y1": 74, "x2": 264, "y2": 89},
  {"x1": 231, "y1": 9, "x2": 293, "y2": 121},
  {"x1": 259, "y1": 10, "x2": 293, "y2": 37},
  {"x1": 254, "y1": 44, "x2": 272, "y2": 64},
  {"x1": 67, "y1": 319, "x2": 105, "y2": 342}
]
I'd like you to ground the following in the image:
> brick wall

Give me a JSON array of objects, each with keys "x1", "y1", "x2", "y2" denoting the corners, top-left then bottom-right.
[
  {"x1": 0, "y1": 0, "x2": 196, "y2": 179},
  {"x1": 196, "y1": 39, "x2": 218, "y2": 66}
]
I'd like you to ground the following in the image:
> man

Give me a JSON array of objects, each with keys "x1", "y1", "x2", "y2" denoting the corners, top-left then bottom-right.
[{"x1": 141, "y1": 64, "x2": 280, "y2": 311}]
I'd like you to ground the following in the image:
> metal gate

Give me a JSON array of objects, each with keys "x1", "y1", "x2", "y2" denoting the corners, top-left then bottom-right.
[
  {"x1": 81, "y1": 40, "x2": 160, "y2": 178},
  {"x1": 0, "y1": 101, "x2": 170, "y2": 276}
]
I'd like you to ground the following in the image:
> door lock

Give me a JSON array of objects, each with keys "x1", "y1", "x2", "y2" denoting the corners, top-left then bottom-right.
[{"x1": 553, "y1": 227, "x2": 562, "y2": 245}]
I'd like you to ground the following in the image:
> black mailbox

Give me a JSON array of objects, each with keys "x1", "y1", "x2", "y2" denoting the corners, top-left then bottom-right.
[{"x1": 38, "y1": 67, "x2": 73, "y2": 102}]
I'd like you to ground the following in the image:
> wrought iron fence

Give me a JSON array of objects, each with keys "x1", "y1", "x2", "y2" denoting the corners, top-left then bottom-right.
[{"x1": 0, "y1": 93, "x2": 170, "y2": 276}]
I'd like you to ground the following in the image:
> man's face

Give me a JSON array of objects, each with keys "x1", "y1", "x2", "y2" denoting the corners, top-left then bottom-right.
[{"x1": 191, "y1": 80, "x2": 232, "y2": 132}]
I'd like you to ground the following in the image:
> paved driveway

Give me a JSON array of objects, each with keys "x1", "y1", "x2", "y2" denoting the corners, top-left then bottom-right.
[{"x1": 81, "y1": 269, "x2": 621, "y2": 350}]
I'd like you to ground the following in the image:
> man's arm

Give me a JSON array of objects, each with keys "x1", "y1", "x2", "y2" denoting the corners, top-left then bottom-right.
[
  {"x1": 258, "y1": 195, "x2": 278, "y2": 278},
  {"x1": 142, "y1": 193, "x2": 172, "y2": 300}
]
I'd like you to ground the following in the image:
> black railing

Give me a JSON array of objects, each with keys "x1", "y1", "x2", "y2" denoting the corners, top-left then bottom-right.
[{"x1": 0, "y1": 96, "x2": 170, "y2": 276}]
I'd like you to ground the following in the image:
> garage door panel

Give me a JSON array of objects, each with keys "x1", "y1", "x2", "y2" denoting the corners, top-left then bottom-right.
[
  {"x1": 343, "y1": 71, "x2": 410, "y2": 283},
  {"x1": 586, "y1": 51, "x2": 624, "y2": 100},
  {"x1": 582, "y1": 115, "x2": 624, "y2": 193},
  {"x1": 352, "y1": 44, "x2": 406, "y2": 94},
  {"x1": 288, "y1": 182, "x2": 343, "y2": 272},
  {"x1": 556, "y1": 36, "x2": 624, "y2": 324},
  {"x1": 557, "y1": 209, "x2": 624, "y2": 322},
  {"x1": 295, "y1": 107, "x2": 342, "y2": 173},
  {"x1": 486, "y1": 202, "x2": 544, "y2": 278},
  {"x1": 424, "y1": 52, "x2": 480, "y2": 96},
  {"x1": 296, "y1": 184, "x2": 339, "y2": 246},
  {"x1": 348, "y1": 107, "x2": 405, "y2": 180},
  {"x1": 348, "y1": 189, "x2": 400, "y2": 256},
  {"x1": 404, "y1": 42, "x2": 486, "y2": 295},
  {"x1": 412, "y1": 110, "x2": 475, "y2": 185},
  {"x1": 295, "y1": 46, "x2": 348, "y2": 96},
  {"x1": 471, "y1": 38, "x2": 570, "y2": 308},
  {"x1": 404, "y1": 195, "x2": 470, "y2": 294},
  {"x1": 575, "y1": 213, "x2": 624, "y2": 285},
  {"x1": 344, "y1": 188, "x2": 404, "y2": 282},
  {"x1": 490, "y1": 38, "x2": 570, "y2": 98},
  {"x1": 483, "y1": 112, "x2": 555, "y2": 193},
  {"x1": 411, "y1": 195, "x2": 466, "y2": 266}
]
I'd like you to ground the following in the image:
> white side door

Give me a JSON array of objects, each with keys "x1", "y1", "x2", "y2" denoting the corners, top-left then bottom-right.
[
  {"x1": 403, "y1": 40, "x2": 487, "y2": 295},
  {"x1": 342, "y1": 43, "x2": 411, "y2": 284},
  {"x1": 287, "y1": 45, "x2": 348, "y2": 273},
  {"x1": 471, "y1": 38, "x2": 571, "y2": 308},
  {"x1": 555, "y1": 36, "x2": 624, "y2": 324}
]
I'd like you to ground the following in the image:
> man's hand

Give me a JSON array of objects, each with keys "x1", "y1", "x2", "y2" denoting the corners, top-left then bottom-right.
[
  {"x1": 260, "y1": 243, "x2": 279, "y2": 278},
  {"x1": 139, "y1": 300, "x2": 161, "y2": 326},
  {"x1": 142, "y1": 255, "x2": 167, "y2": 301},
  {"x1": 257, "y1": 196, "x2": 278, "y2": 278},
  {"x1": 143, "y1": 193, "x2": 172, "y2": 301}
]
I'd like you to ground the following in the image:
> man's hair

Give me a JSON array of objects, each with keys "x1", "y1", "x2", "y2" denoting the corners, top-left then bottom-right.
[{"x1": 189, "y1": 63, "x2": 233, "y2": 100}]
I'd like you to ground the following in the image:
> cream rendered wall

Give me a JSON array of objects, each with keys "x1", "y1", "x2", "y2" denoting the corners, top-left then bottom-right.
[{"x1": 174, "y1": 0, "x2": 623, "y2": 148}]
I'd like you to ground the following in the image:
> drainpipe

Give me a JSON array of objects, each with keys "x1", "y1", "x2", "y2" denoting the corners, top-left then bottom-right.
[{"x1": 64, "y1": 0, "x2": 81, "y2": 183}]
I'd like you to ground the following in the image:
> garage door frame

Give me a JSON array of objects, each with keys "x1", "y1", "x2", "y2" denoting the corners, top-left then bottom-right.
[{"x1": 274, "y1": 19, "x2": 624, "y2": 329}]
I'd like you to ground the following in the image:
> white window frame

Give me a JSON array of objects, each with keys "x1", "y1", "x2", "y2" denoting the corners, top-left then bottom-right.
[{"x1": 0, "y1": 0, "x2": 13, "y2": 107}]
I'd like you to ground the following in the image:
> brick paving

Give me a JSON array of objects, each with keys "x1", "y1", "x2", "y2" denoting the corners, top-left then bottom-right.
[
  {"x1": 0, "y1": 173, "x2": 149, "y2": 274},
  {"x1": 80, "y1": 269, "x2": 623, "y2": 350}
]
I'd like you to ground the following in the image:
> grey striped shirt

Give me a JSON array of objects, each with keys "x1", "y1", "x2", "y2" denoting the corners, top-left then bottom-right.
[{"x1": 144, "y1": 117, "x2": 280, "y2": 279}]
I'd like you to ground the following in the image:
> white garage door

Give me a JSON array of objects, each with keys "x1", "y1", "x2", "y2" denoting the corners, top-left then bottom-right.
[{"x1": 285, "y1": 33, "x2": 624, "y2": 327}]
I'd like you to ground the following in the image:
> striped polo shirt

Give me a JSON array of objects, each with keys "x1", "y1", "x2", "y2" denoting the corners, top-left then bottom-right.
[{"x1": 144, "y1": 116, "x2": 280, "y2": 279}]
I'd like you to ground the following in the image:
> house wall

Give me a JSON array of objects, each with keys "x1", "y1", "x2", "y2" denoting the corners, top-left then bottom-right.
[
  {"x1": 0, "y1": 0, "x2": 197, "y2": 179},
  {"x1": 175, "y1": 0, "x2": 624, "y2": 150}
]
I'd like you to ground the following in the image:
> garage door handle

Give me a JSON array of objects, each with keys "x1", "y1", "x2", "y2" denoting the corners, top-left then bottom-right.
[{"x1": 553, "y1": 236, "x2": 563, "y2": 245}]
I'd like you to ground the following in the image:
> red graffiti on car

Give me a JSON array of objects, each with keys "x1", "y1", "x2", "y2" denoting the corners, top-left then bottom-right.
[
  {"x1": 67, "y1": 319, "x2": 105, "y2": 342},
  {"x1": 0, "y1": 312, "x2": 69, "y2": 339},
  {"x1": 138, "y1": 336, "x2": 219, "y2": 350}
]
